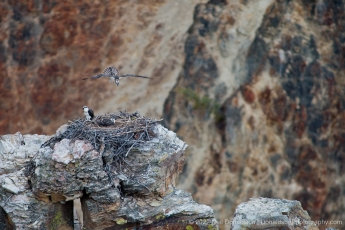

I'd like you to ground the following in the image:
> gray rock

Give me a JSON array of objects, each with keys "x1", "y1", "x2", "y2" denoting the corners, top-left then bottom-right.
[
  {"x1": 0, "y1": 123, "x2": 218, "y2": 229},
  {"x1": 0, "y1": 168, "x2": 52, "y2": 229},
  {"x1": 231, "y1": 197, "x2": 319, "y2": 230},
  {"x1": 83, "y1": 189, "x2": 218, "y2": 230},
  {"x1": 0, "y1": 132, "x2": 49, "y2": 174}
]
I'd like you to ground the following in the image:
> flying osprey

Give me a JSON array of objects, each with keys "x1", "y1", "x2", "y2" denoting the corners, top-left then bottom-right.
[
  {"x1": 82, "y1": 66, "x2": 151, "y2": 86},
  {"x1": 83, "y1": 106, "x2": 94, "y2": 121}
]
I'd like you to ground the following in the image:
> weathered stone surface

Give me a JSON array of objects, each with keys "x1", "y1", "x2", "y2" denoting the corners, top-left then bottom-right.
[
  {"x1": 0, "y1": 132, "x2": 49, "y2": 174},
  {"x1": 0, "y1": 134, "x2": 74, "y2": 229},
  {"x1": 32, "y1": 140, "x2": 109, "y2": 201},
  {"x1": 231, "y1": 197, "x2": 319, "y2": 230},
  {"x1": 83, "y1": 189, "x2": 217, "y2": 230},
  {"x1": 1, "y1": 122, "x2": 217, "y2": 229},
  {"x1": 32, "y1": 124, "x2": 187, "y2": 202}
]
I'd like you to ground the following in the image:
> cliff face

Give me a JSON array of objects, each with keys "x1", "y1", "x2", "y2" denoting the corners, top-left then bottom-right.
[
  {"x1": 164, "y1": 0, "x2": 345, "y2": 228},
  {"x1": 0, "y1": 0, "x2": 202, "y2": 134},
  {"x1": 1, "y1": 0, "x2": 345, "y2": 229}
]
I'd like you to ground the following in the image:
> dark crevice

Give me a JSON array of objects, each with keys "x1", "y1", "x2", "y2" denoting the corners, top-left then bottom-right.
[
  {"x1": 27, "y1": 179, "x2": 32, "y2": 190},
  {"x1": 119, "y1": 181, "x2": 125, "y2": 197},
  {"x1": 0, "y1": 206, "x2": 15, "y2": 230}
]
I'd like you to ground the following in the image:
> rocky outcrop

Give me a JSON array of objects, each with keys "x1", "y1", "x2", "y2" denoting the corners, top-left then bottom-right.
[
  {"x1": 0, "y1": 133, "x2": 63, "y2": 229},
  {"x1": 0, "y1": 114, "x2": 218, "y2": 230},
  {"x1": 0, "y1": 132, "x2": 49, "y2": 174},
  {"x1": 231, "y1": 197, "x2": 319, "y2": 230},
  {"x1": 0, "y1": 129, "x2": 321, "y2": 230}
]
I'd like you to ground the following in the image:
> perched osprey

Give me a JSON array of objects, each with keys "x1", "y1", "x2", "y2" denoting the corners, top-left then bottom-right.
[
  {"x1": 82, "y1": 66, "x2": 151, "y2": 86},
  {"x1": 83, "y1": 106, "x2": 94, "y2": 121}
]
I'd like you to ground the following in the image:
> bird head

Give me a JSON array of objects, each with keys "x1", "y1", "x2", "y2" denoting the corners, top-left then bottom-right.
[
  {"x1": 83, "y1": 106, "x2": 88, "y2": 110},
  {"x1": 115, "y1": 79, "x2": 119, "y2": 86}
]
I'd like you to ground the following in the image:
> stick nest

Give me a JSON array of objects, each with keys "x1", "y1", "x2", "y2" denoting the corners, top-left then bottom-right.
[{"x1": 41, "y1": 111, "x2": 161, "y2": 167}]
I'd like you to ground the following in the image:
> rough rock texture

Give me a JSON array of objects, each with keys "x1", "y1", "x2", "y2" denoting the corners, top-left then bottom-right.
[
  {"x1": 83, "y1": 189, "x2": 217, "y2": 230},
  {"x1": 0, "y1": 123, "x2": 218, "y2": 229},
  {"x1": 162, "y1": 1, "x2": 345, "y2": 230},
  {"x1": 31, "y1": 123, "x2": 187, "y2": 202},
  {"x1": 0, "y1": 132, "x2": 49, "y2": 174},
  {"x1": 1, "y1": 1, "x2": 345, "y2": 230},
  {"x1": 231, "y1": 197, "x2": 319, "y2": 230},
  {"x1": 0, "y1": 133, "x2": 73, "y2": 229}
]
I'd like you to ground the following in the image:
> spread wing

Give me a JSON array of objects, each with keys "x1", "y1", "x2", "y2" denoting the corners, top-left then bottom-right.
[
  {"x1": 119, "y1": 74, "x2": 152, "y2": 79},
  {"x1": 103, "y1": 66, "x2": 119, "y2": 76},
  {"x1": 82, "y1": 74, "x2": 108, "y2": 80}
]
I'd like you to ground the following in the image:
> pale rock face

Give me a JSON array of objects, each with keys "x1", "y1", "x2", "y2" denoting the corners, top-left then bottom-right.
[
  {"x1": 0, "y1": 133, "x2": 49, "y2": 174},
  {"x1": 0, "y1": 132, "x2": 24, "y2": 153},
  {"x1": 2, "y1": 177, "x2": 20, "y2": 194},
  {"x1": 231, "y1": 198, "x2": 319, "y2": 230},
  {"x1": 72, "y1": 140, "x2": 95, "y2": 160},
  {"x1": 52, "y1": 139, "x2": 73, "y2": 164},
  {"x1": 34, "y1": 138, "x2": 109, "y2": 200},
  {"x1": 0, "y1": 134, "x2": 53, "y2": 230},
  {"x1": 52, "y1": 139, "x2": 96, "y2": 164}
]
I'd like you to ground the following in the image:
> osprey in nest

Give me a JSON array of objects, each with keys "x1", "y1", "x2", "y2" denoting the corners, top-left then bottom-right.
[
  {"x1": 83, "y1": 106, "x2": 94, "y2": 121},
  {"x1": 83, "y1": 106, "x2": 116, "y2": 126}
]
